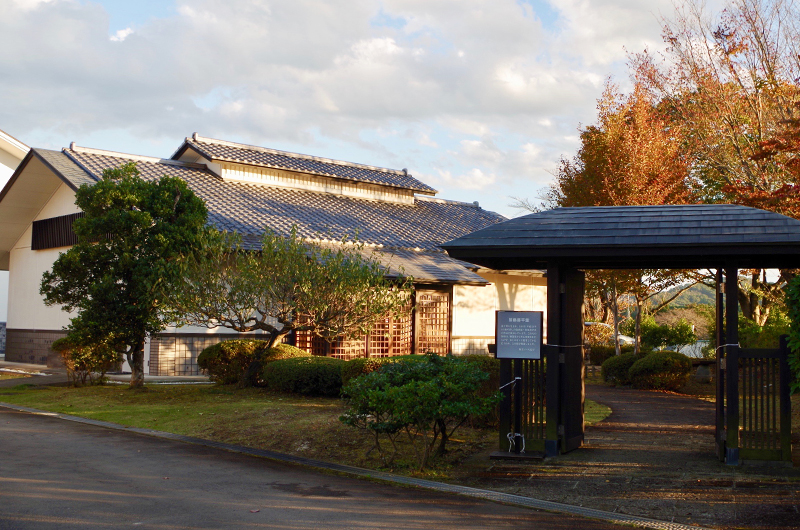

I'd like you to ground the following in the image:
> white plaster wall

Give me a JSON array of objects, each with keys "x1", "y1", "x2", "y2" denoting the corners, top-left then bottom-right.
[
  {"x1": 0, "y1": 151, "x2": 23, "y2": 322},
  {"x1": 452, "y1": 273, "x2": 547, "y2": 339},
  {"x1": 8, "y1": 184, "x2": 80, "y2": 330}
]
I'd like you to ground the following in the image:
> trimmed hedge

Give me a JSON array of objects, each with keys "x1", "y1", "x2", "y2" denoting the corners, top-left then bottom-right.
[
  {"x1": 340, "y1": 355, "x2": 424, "y2": 387},
  {"x1": 589, "y1": 344, "x2": 645, "y2": 366},
  {"x1": 601, "y1": 353, "x2": 639, "y2": 386},
  {"x1": 263, "y1": 356, "x2": 347, "y2": 396},
  {"x1": 628, "y1": 351, "x2": 691, "y2": 391},
  {"x1": 197, "y1": 340, "x2": 309, "y2": 386}
]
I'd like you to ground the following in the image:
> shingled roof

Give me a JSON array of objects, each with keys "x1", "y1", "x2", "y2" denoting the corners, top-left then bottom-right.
[
  {"x1": 443, "y1": 204, "x2": 800, "y2": 269},
  {"x1": 172, "y1": 134, "x2": 437, "y2": 195},
  {"x1": 61, "y1": 146, "x2": 503, "y2": 284}
]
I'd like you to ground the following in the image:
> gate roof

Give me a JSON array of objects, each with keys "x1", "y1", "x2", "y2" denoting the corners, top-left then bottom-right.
[{"x1": 442, "y1": 204, "x2": 800, "y2": 269}]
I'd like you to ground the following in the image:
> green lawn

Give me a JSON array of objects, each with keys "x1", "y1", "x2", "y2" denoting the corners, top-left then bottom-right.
[{"x1": 0, "y1": 383, "x2": 611, "y2": 476}]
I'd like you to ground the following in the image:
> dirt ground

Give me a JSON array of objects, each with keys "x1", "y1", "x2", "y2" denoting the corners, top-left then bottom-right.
[{"x1": 448, "y1": 383, "x2": 800, "y2": 530}]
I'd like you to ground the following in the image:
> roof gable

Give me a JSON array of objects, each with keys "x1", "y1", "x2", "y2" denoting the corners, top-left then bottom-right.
[{"x1": 172, "y1": 133, "x2": 436, "y2": 196}]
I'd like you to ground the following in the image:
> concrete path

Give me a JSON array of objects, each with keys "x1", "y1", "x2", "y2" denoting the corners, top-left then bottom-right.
[
  {"x1": 0, "y1": 361, "x2": 209, "y2": 387},
  {"x1": 0, "y1": 406, "x2": 623, "y2": 530}
]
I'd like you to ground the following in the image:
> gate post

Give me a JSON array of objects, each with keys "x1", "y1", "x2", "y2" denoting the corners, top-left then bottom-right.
[
  {"x1": 546, "y1": 263, "x2": 585, "y2": 456},
  {"x1": 725, "y1": 265, "x2": 740, "y2": 466},
  {"x1": 545, "y1": 263, "x2": 562, "y2": 457},
  {"x1": 715, "y1": 269, "x2": 725, "y2": 461}
]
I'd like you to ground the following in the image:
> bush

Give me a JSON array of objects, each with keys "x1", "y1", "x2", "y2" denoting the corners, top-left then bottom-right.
[
  {"x1": 197, "y1": 340, "x2": 309, "y2": 386},
  {"x1": 589, "y1": 344, "x2": 636, "y2": 366},
  {"x1": 340, "y1": 355, "x2": 421, "y2": 387},
  {"x1": 51, "y1": 336, "x2": 121, "y2": 386},
  {"x1": 601, "y1": 353, "x2": 639, "y2": 386},
  {"x1": 263, "y1": 356, "x2": 346, "y2": 396},
  {"x1": 628, "y1": 351, "x2": 692, "y2": 391},
  {"x1": 340, "y1": 354, "x2": 502, "y2": 470},
  {"x1": 459, "y1": 354, "x2": 501, "y2": 426}
]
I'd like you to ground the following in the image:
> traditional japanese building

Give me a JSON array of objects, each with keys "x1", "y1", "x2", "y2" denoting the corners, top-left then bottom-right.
[{"x1": 0, "y1": 134, "x2": 546, "y2": 375}]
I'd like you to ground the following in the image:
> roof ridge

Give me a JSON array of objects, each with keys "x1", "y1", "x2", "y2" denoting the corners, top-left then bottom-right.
[
  {"x1": 0, "y1": 128, "x2": 29, "y2": 153},
  {"x1": 60, "y1": 148, "x2": 100, "y2": 183},
  {"x1": 68, "y1": 144, "x2": 207, "y2": 169},
  {"x1": 189, "y1": 133, "x2": 408, "y2": 176},
  {"x1": 416, "y1": 195, "x2": 483, "y2": 208}
]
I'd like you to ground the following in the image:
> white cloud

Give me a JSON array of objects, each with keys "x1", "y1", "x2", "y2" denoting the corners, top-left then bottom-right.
[
  {"x1": 0, "y1": 0, "x2": 681, "y2": 217},
  {"x1": 109, "y1": 27, "x2": 133, "y2": 41},
  {"x1": 429, "y1": 168, "x2": 497, "y2": 191}
]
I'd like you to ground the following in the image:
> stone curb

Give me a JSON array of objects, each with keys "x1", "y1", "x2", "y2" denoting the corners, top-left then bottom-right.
[{"x1": 0, "y1": 402, "x2": 711, "y2": 530}]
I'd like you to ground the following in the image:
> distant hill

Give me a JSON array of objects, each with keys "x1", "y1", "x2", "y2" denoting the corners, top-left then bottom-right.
[{"x1": 654, "y1": 282, "x2": 716, "y2": 308}]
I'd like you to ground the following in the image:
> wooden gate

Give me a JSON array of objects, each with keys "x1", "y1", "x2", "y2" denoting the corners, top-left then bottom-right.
[
  {"x1": 715, "y1": 268, "x2": 792, "y2": 465},
  {"x1": 498, "y1": 357, "x2": 546, "y2": 454},
  {"x1": 495, "y1": 265, "x2": 585, "y2": 458},
  {"x1": 716, "y1": 337, "x2": 792, "y2": 464}
]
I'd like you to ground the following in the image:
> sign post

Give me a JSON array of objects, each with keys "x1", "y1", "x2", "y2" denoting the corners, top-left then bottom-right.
[{"x1": 495, "y1": 311, "x2": 543, "y2": 455}]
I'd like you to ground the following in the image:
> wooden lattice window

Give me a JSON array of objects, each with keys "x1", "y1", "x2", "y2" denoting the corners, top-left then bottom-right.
[
  {"x1": 293, "y1": 304, "x2": 413, "y2": 359},
  {"x1": 415, "y1": 289, "x2": 451, "y2": 355},
  {"x1": 367, "y1": 305, "x2": 413, "y2": 357}
]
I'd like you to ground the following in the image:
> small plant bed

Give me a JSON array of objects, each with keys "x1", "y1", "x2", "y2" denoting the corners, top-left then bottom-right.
[
  {"x1": 0, "y1": 371, "x2": 30, "y2": 381},
  {"x1": 0, "y1": 383, "x2": 610, "y2": 478}
]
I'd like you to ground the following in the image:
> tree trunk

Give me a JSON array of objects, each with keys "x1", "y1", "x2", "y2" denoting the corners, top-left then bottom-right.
[
  {"x1": 612, "y1": 280, "x2": 621, "y2": 356},
  {"x1": 633, "y1": 297, "x2": 643, "y2": 356},
  {"x1": 128, "y1": 338, "x2": 146, "y2": 389},
  {"x1": 436, "y1": 419, "x2": 448, "y2": 456},
  {"x1": 266, "y1": 329, "x2": 290, "y2": 348}
]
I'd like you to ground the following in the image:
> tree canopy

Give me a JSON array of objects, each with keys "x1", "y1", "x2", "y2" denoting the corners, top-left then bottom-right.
[
  {"x1": 40, "y1": 162, "x2": 209, "y2": 388},
  {"x1": 171, "y1": 227, "x2": 413, "y2": 347}
]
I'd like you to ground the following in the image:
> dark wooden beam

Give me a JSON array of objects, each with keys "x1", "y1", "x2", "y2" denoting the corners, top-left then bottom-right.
[{"x1": 725, "y1": 265, "x2": 740, "y2": 466}]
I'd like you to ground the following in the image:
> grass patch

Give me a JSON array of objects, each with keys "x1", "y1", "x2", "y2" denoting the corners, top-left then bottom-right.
[
  {"x1": 0, "y1": 373, "x2": 29, "y2": 381},
  {"x1": 0, "y1": 383, "x2": 612, "y2": 477},
  {"x1": 585, "y1": 399, "x2": 611, "y2": 425}
]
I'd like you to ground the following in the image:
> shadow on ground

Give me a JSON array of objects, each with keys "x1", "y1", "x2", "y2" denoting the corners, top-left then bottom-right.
[{"x1": 449, "y1": 384, "x2": 800, "y2": 530}]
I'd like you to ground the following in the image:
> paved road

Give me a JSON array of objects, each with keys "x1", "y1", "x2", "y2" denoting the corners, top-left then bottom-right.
[{"x1": 0, "y1": 407, "x2": 620, "y2": 530}]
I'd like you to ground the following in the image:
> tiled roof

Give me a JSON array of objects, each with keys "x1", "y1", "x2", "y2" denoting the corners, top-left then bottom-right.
[
  {"x1": 237, "y1": 237, "x2": 487, "y2": 284},
  {"x1": 173, "y1": 134, "x2": 437, "y2": 194},
  {"x1": 33, "y1": 149, "x2": 98, "y2": 189},
  {"x1": 62, "y1": 148, "x2": 504, "y2": 282},
  {"x1": 443, "y1": 204, "x2": 800, "y2": 270}
]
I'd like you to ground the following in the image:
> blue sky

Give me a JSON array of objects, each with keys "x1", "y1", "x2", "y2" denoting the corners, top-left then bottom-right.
[{"x1": 2, "y1": 0, "x2": 671, "y2": 217}]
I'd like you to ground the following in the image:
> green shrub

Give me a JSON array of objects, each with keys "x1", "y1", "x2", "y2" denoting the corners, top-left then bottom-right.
[
  {"x1": 459, "y1": 354, "x2": 501, "y2": 426},
  {"x1": 628, "y1": 351, "x2": 692, "y2": 391},
  {"x1": 340, "y1": 354, "x2": 502, "y2": 470},
  {"x1": 589, "y1": 344, "x2": 636, "y2": 366},
  {"x1": 601, "y1": 353, "x2": 639, "y2": 385},
  {"x1": 263, "y1": 356, "x2": 346, "y2": 396},
  {"x1": 51, "y1": 336, "x2": 121, "y2": 386},
  {"x1": 340, "y1": 355, "x2": 429, "y2": 387},
  {"x1": 341, "y1": 357, "x2": 394, "y2": 387},
  {"x1": 197, "y1": 339, "x2": 309, "y2": 386}
]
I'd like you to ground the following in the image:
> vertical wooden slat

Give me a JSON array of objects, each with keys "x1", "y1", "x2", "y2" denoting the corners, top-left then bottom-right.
[
  {"x1": 779, "y1": 336, "x2": 792, "y2": 461},
  {"x1": 498, "y1": 358, "x2": 512, "y2": 451},
  {"x1": 772, "y1": 356, "x2": 778, "y2": 449}
]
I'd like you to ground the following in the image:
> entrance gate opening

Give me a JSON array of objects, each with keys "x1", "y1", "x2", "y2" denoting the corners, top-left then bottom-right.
[{"x1": 443, "y1": 204, "x2": 799, "y2": 465}]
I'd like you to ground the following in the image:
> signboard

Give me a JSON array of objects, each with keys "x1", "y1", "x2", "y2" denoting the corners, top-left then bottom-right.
[{"x1": 495, "y1": 311, "x2": 543, "y2": 359}]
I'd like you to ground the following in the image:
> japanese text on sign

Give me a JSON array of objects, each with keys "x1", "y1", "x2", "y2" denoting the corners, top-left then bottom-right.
[{"x1": 495, "y1": 311, "x2": 543, "y2": 359}]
